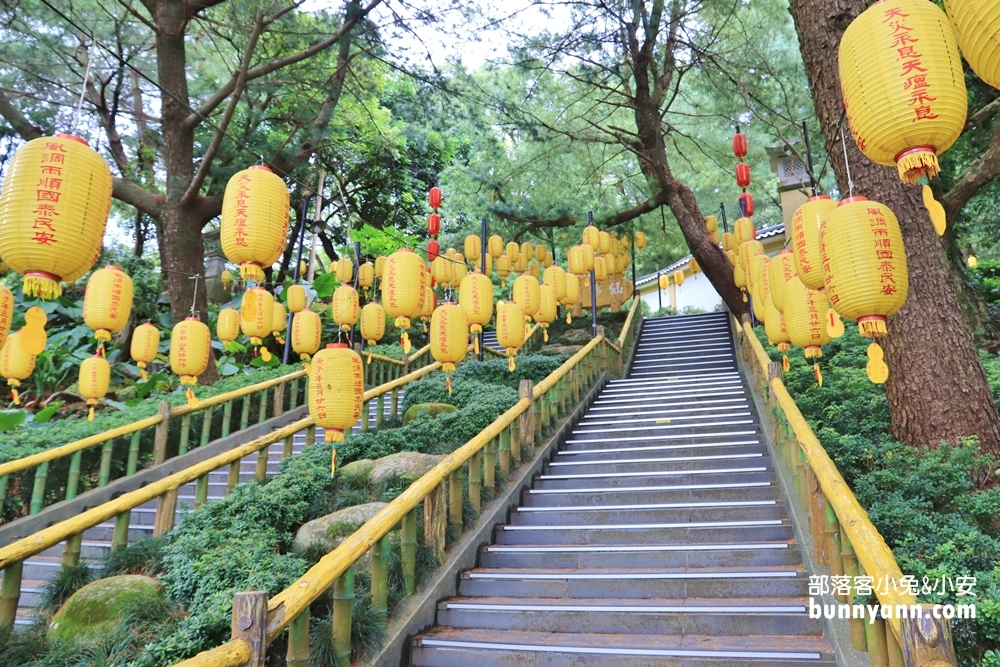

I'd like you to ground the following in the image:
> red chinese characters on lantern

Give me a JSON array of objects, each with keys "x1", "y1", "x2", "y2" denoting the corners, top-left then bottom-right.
[
  {"x1": 882, "y1": 7, "x2": 937, "y2": 122},
  {"x1": 233, "y1": 173, "x2": 251, "y2": 248},
  {"x1": 868, "y1": 206, "x2": 898, "y2": 295},
  {"x1": 32, "y1": 142, "x2": 70, "y2": 245}
]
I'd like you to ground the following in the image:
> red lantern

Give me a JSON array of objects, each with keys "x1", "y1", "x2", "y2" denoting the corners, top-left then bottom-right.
[
  {"x1": 429, "y1": 186, "x2": 442, "y2": 210},
  {"x1": 427, "y1": 239, "x2": 440, "y2": 261},
  {"x1": 738, "y1": 192, "x2": 754, "y2": 217},
  {"x1": 736, "y1": 162, "x2": 751, "y2": 189},
  {"x1": 733, "y1": 132, "x2": 748, "y2": 158},
  {"x1": 428, "y1": 213, "x2": 441, "y2": 236}
]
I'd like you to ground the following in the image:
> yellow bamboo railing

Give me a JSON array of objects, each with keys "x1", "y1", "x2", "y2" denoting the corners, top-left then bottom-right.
[
  {"x1": 734, "y1": 318, "x2": 957, "y2": 666},
  {"x1": 173, "y1": 322, "x2": 638, "y2": 667}
]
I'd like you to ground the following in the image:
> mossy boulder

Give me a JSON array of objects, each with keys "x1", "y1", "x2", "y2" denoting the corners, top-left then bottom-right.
[
  {"x1": 48, "y1": 575, "x2": 162, "y2": 643},
  {"x1": 370, "y1": 452, "x2": 445, "y2": 486},
  {"x1": 402, "y1": 402, "x2": 458, "y2": 425},
  {"x1": 339, "y1": 458, "x2": 374, "y2": 484},
  {"x1": 293, "y1": 501, "x2": 388, "y2": 553}
]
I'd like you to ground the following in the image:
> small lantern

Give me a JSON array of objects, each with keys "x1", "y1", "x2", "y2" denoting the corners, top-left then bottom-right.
[
  {"x1": 736, "y1": 162, "x2": 751, "y2": 188},
  {"x1": 673, "y1": 269, "x2": 685, "y2": 287},
  {"x1": 0, "y1": 332, "x2": 35, "y2": 404},
  {"x1": 496, "y1": 301, "x2": 525, "y2": 371},
  {"x1": 562, "y1": 273, "x2": 580, "y2": 323},
  {"x1": 420, "y1": 284, "x2": 436, "y2": 331},
  {"x1": 705, "y1": 216, "x2": 718, "y2": 233},
  {"x1": 505, "y1": 241, "x2": 520, "y2": 265},
  {"x1": 375, "y1": 256, "x2": 386, "y2": 279},
  {"x1": 451, "y1": 252, "x2": 468, "y2": 287},
  {"x1": 520, "y1": 242, "x2": 534, "y2": 266},
  {"x1": 286, "y1": 284, "x2": 307, "y2": 313},
  {"x1": 791, "y1": 196, "x2": 838, "y2": 291},
  {"x1": 582, "y1": 225, "x2": 600, "y2": 248},
  {"x1": 658, "y1": 274, "x2": 669, "y2": 291},
  {"x1": 82, "y1": 266, "x2": 133, "y2": 352},
  {"x1": 170, "y1": 318, "x2": 211, "y2": 406},
  {"x1": 431, "y1": 302, "x2": 469, "y2": 393},
  {"x1": 427, "y1": 239, "x2": 440, "y2": 261},
  {"x1": 357, "y1": 262, "x2": 375, "y2": 294},
  {"x1": 292, "y1": 309, "x2": 322, "y2": 362},
  {"x1": 332, "y1": 284, "x2": 360, "y2": 333},
  {"x1": 241, "y1": 287, "x2": 274, "y2": 358},
  {"x1": 543, "y1": 265, "x2": 567, "y2": 302},
  {"x1": 593, "y1": 256, "x2": 608, "y2": 282},
  {"x1": 271, "y1": 302, "x2": 287, "y2": 344},
  {"x1": 733, "y1": 131, "x2": 748, "y2": 158},
  {"x1": 568, "y1": 246, "x2": 587, "y2": 276},
  {"x1": 308, "y1": 343, "x2": 364, "y2": 473},
  {"x1": 429, "y1": 186, "x2": 442, "y2": 210},
  {"x1": 382, "y1": 249, "x2": 424, "y2": 352},
  {"x1": 360, "y1": 302, "x2": 386, "y2": 362},
  {"x1": 431, "y1": 255, "x2": 451, "y2": 286},
  {"x1": 512, "y1": 274, "x2": 540, "y2": 327},
  {"x1": 536, "y1": 284, "x2": 557, "y2": 341},
  {"x1": 459, "y1": 270, "x2": 493, "y2": 355},
  {"x1": 217, "y1": 307, "x2": 240, "y2": 351},
  {"x1": 488, "y1": 234, "x2": 504, "y2": 259},
  {"x1": 533, "y1": 243, "x2": 546, "y2": 263},
  {"x1": 220, "y1": 166, "x2": 290, "y2": 282},
  {"x1": 79, "y1": 355, "x2": 110, "y2": 421},
  {"x1": 464, "y1": 235, "x2": 482, "y2": 263},
  {"x1": 598, "y1": 230, "x2": 611, "y2": 254},
  {"x1": 130, "y1": 323, "x2": 160, "y2": 380},
  {"x1": 764, "y1": 291, "x2": 793, "y2": 371},
  {"x1": 428, "y1": 212, "x2": 441, "y2": 236},
  {"x1": 722, "y1": 232, "x2": 734, "y2": 252},
  {"x1": 690, "y1": 257, "x2": 700, "y2": 275},
  {"x1": 635, "y1": 231, "x2": 647, "y2": 250},
  {"x1": 738, "y1": 192, "x2": 754, "y2": 217},
  {"x1": 221, "y1": 269, "x2": 232, "y2": 291},
  {"x1": 336, "y1": 257, "x2": 354, "y2": 284},
  {"x1": 497, "y1": 255, "x2": 512, "y2": 286}
]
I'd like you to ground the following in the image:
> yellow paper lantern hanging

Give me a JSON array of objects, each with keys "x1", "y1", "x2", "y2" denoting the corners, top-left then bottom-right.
[
  {"x1": 505, "y1": 241, "x2": 520, "y2": 266},
  {"x1": 420, "y1": 284, "x2": 436, "y2": 332},
  {"x1": 78, "y1": 355, "x2": 110, "y2": 421},
  {"x1": 767, "y1": 250, "x2": 797, "y2": 314},
  {"x1": 673, "y1": 269, "x2": 685, "y2": 287},
  {"x1": 217, "y1": 307, "x2": 240, "y2": 352},
  {"x1": 582, "y1": 225, "x2": 600, "y2": 248},
  {"x1": 0, "y1": 134, "x2": 112, "y2": 300},
  {"x1": 705, "y1": 216, "x2": 718, "y2": 233},
  {"x1": 170, "y1": 318, "x2": 211, "y2": 406},
  {"x1": 464, "y1": 235, "x2": 482, "y2": 263},
  {"x1": 943, "y1": 0, "x2": 1000, "y2": 90},
  {"x1": 459, "y1": 270, "x2": 493, "y2": 355},
  {"x1": 536, "y1": 284, "x2": 557, "y2": 341},
  {"x1": 336, "y1": 257, "x2": 354, "y2": 284},
  {"x1": 750, "y1": 255, "x2": 770, "y2": 323},
  {"x1": 543, "y1": 265, "x2": 567, "y2": 302},
  {"x1": 375, "y1": 256, "x2": 386, "y2": 280},
  {"x1": 497, "y1": 255, "x2": 512, "y2": 286},
  {"x1": 451, "y1": 252, "x2": 468, "y2": 287},
  {"x1": 332, "y1": 284, "x2": 359, "y2": 333},
  {"x1": 839, "y1": 0, "x2": 966, "y2": 235},
  {"x1": 534, "y1": 243, "x2": 546, "y2": 263},
  {"x1": 518, "y1": 243, "x2": 532, "y2": 272},
  {"x1": 597, "y1": 231, "x2": 611, "y2": 255},
  {"x1": 764, "y1": 291, "x2": 793, "y2": 371},
  {"x1": 785, "y1": 277, "x2": 831, "y2": 385},
  {"x1": 308, "y1": 343, "x2": 364, "y2": 475},
  {"x1": 286, "y1": 284, "x2": 307, "y2": 313},
  {"x1": 733, "y1": 257, "x2": 747, "y2": 296},
  {"x1": 594, "y1": 256, "x2": 608, "y2": 282},
  {"x1": 580, "y1": 244, "x2": 595, "y2": 272},
  {"x1": 270, "y1": 302, "x2": 287, "y2": 344},
  {"x1": 431, "y1": 302, "x2": 469, "y2": 393},
  {"x1": 488, "y1": 234, "x2": 505, "y2": 259},
  {"x1": 241, "y1": 287, "x2": 274, "y2": 359},
  {"x1": 0, "y1": 332, "x2": 34, "y2": 404},
  {"x1": 382, "y1": 249, "x2": 424, "y2": 353},
  {"x1": 496, "y1": 301, "x2": 525, "y2": 371},
  {"x1": 690, "y1": 257, "x2": 700, "y2": 275},
  {"x1": 512, "y1": 274, "x2": 540, "y2": 327},
  {"x1": 221, "y1": 269, "x2": 232, "y2": 291},
  {"x1": 220, "y1": 166, "x2": 290, "y2": 282},
  {"x1": 527, "y1": 260, "x2": 541, "y2": 281},
  {"x1": 446, "y1": 247, "x2": 457, "y2": 258},
  {"x1": 734, "y1": 217, "x2": 756, "y2": 245},
  {"x1": 130, "y1": 323, "x2": 160, "y2": 381},
  {"x1": 721, "y1": 232, "x2": 734, "y2": 252},
  {"x1": 291, "y1": 309, "x2": 322, "y2": 362},
  {"x1": 431, "y1": 255, "x2": 451, "y2": 287},
  {"x1": 562, "y1": 273, "x2": 580, "y2": 323},
  {"x1": 482, "y1": 252, "x2": 493, "y2": 276},
  {"x1": 360, "y1": 301, "x2": 386, "y2": 363},
  {"x1": 658, "y1": 274, "x2": 669, "y2": 291},
  {"x1": 790, "y1": 196, "x2": 837, "y2": 291},
  {"x1": 603, "y1": 252, "x2": 617, "y2": 276},
  {"x1": 567, "y1": 246, "x2": 587, "y2": 277},
  {"x1": 0, "y1": 285, "x2": 13, "y2": 351},
  {"x1": 634, "y1": 231, "x2": 647, "y2": 250},
  {"x1": 357, "y1": 262, "x2": 375, "y2": 294}
]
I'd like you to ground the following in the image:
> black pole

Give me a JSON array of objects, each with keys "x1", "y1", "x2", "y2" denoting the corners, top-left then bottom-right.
[
  {"x1": 588, "y1": 211, "x2": 598, "y2": 338},
  {"x1": 479, "y1": 217, "x2": 487, "y2": 361},
  {"x1": 720, "y1": 203, "x2": 729, "y2": 234},
  {"x1": 657, "y1": 272, "x2": 662, "y2": 312},
  {"x1": 802, "y1": 120, "x2": 817, "y2": 195},
  {"x1": 630, "y1": 228, "x2": 636, "y2": 294},
  {"x1": 283, "y1": 194, "x2": 311, "y2": 365},
  {"x1": 350, "y1": 240, "x2": 361, "y2": 350}
]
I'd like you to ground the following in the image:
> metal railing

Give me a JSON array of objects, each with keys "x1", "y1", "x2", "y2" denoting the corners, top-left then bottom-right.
[{"x1": 733, "y1": 317, "x2": 958, "y2": 667}]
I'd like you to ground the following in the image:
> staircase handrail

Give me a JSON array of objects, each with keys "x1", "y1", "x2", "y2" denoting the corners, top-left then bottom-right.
[
  {"x1": 172, "y1": 334, "x2": 616, "y2": 667},
  {"x1": 735, "y1": 318, "x2": 957, "y2": 664}
]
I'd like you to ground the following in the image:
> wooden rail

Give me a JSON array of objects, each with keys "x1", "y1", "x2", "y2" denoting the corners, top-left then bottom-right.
[
  {"x1": 173, "y1": 329, "x2": 634, "y2": 667},
  {"x1": 734, "y1": 319, "x2": 958, "y2": 667}
]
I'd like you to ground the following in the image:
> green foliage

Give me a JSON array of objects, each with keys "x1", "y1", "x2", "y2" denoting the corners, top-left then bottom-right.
[
  {"x1": 966, "y1": 260, "x2": 1000, "y2": 322},
  {"x1": 103, "y1": 538, "x2": 166, "y2": 578}
]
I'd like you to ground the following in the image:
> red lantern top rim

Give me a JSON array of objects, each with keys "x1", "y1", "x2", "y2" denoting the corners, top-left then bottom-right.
[
  {"x1": 184, "y1": 316, "x2": 200, "y2": 322},
  {"x1": 840, "y1": 196, "x2": 869, "y2": 205},
  {"x1": 807, "y1": 195, "x2": 832, "y2": 202},
  {"x1": 327, "y1": 343, "x2": 348, "y2": 348},
  {"x1": 442, "y1": 301, "x2": 457, "y2": 306},
  {"x1": 54, "y1": 133, "x2": 89, "y2": 146},
  {"x1": 248, "y1": 165, "x2": 273, "y2": 172},
  {"x1": 894, "y1": 145, "x2": 936, "y2": 163}
]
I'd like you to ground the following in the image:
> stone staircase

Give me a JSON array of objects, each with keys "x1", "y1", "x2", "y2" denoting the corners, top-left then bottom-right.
[
  {"x1": 411, "y1": 311, "x2": 835, "y2": 665},
  {"x1": 15, "y1": 394, "x2": 401, "y2": 625},
  {"x1": 481, "y1": 330, "x2": 503, "y2": 354}
]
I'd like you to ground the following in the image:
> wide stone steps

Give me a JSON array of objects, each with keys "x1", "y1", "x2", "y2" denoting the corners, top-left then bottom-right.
[{"x1": 411, "y1": 312, "x2": 834, "y2": 665}]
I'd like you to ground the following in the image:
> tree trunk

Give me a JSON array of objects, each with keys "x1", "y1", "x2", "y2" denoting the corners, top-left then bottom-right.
[{"x1": 788, "y1": 0, "x2": 1000, "y2": 453}]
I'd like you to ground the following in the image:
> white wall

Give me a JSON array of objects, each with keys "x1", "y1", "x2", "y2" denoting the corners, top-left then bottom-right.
[{"x1": 640, "y1": 272, "x2": 722, "y2": 314}]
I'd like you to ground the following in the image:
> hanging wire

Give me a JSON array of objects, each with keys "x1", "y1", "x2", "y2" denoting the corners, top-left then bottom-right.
[
  {"x1": 70, "y1": 43, "x2": 95, "y2": 135},
  {"x1": 840, "y1": 125, "x2": 855, "y2": 198}
]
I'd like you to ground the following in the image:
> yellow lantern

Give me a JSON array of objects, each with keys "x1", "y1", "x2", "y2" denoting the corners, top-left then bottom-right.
[
  {"x1": 360, "y1": 301, "x2": 386, "y2": 349},
  {"x1": 78, "y1": 355, "x2": 110, "y2": 421},
  {"x1": 543, "y1": 265, "x2": 567, "y2": 302},
  {"x1": 567, "y1": 246, "x2": 587, "y2": 276},
  {"x1": 357, "y1": 262, "x2": 375, "y2": 293},
  {"x1": 382, "y1": 249, "x2": 424, "y2": 352},
  {"x1": 308, "y1": 343, "x2": 364, "y2": 472},
  {"x1": 536, "y1": 284, "x2": 557, "y2": 341},
  {"x1": 635, "y1": 231, "x2": 647, "y2": 250},
  {"x1": 291, "y1": 309, "x2": 322, "y2": 362},
  {"x1": 464, "y1": 235, "x2": 482, "y2": 263},
  {"x1": 603, "y1": 252, "x2": 617, "y2": 276},
  {"x1": 299, "y1": 260, "x2": 308, "y2": 277},
  {"x1": 217, "y1": 307, "x2": 240, "y2": 351},
  {"x1": 286, "y1": 284, "x2": 307, "y2": 313},
  {"x1": 482, "y1": 252, "x2": 493, "y2": 276},
  {"x1": 562, "y1": 273, "x2": 580, "y2": 323},
  {"x1": 734, "y1": 217, "x2": 756, "y2": 246},
  {"x1": 83, "y1": 266, "x2": 134, "y2": 349},
  {"x1": 496, "y1": 301, "x2": 525, "y2": 371},
  {"x1": 594, "y1": 256, "x2": 608, "y2": 282},
  {"x1": 271, "y1": 302, "x2": 287, "y2": 343},
  {"x1": 722, "y1": 232, "x2": 734, "y2": 252},
  {"x1": 170, "y1": 318, "x2": 211, "y2": 405},
  {"x1": 705, "y1": 216, "x2": 718, "y2": 233},
  {"x1": 431, "y1": 302, "x2": 468, "y2": 393},
  {"x1": 488, "y1": 234, "x2": 504, "y2": 259},
  {"x1": 336, "y1": 257, "x2": 354, "y2": 283},
  {"x1": 711, "y1": 230, "x2": 720, "y2": 244},
  {"x1": 595, "y1": 231, "x2": 609, "y2": 255},
  {"x1": 241, "y1": 287, "x2": 274, "y2": 354},
  {"x1": 0, "y1": 285, "x2": 13, "y2": 350},
  {"x1": 658, "y1": 274, "x2": 669, "y2": 291},
  {"x1": 221, "y1": 269, "x2": 232, "y2": 291},
  {"x1": 734, "y1": 258, "x2": 747, "y2": 295},
  {"x1": 505, "y1": 241, "x2": 520, "y2": 265},
  {"x1": 738, "y1": 240, "x2": 764, "y2": 274},
  {"x1": 764, "y1": 291, "x2": 793, "y2": 371},
  {"x1": 451, "y1": 252, "x2": 468, "y2": 287},
  {"x1": 840, "y1": 0, "x2": 965, "y2": 235},
  {"x1": 512, "y1": 274, "x2": 540, "y2": 324},
  {"x1": 431, "y1": 256, "x2": 451, "y2": 287},
  {"x1": 0, "y1": 261, "x2": 6, "y2": 274},
  {"x1": 375, "y1": 255, "x2": 386, "y2": 280},
  {"x1": 750, "y1": 255, "x2": 770, "y2": 323},
  {"x1": 785, "y1": 277, "x2": 831, "y2": 384},
  {"x1": 790, "y1": 196, "x2": 837, "y2": 291},
  {"x1": 420, "y1": 284, "x2": 436, "y2": 332},
  {"x1": 582, "y1": 225, "x2": 600, "y2": 248},
  {"x1": 497, "y1": 255, "x2": 512, "y2": 286},
  {"x1": 0, "y1": 332, "x2": 34, "y2": 404},
  {"x1": 332, "y1": 284, "x2": 359, "y2": 332},
  {"x1": 690, "y1": 257, "x2": 700, "y2": 275},
  {"x1": 130, "y1": 323, "x2": 160, "y2": 381},
  {"x1": 445, "y1": 247, "x2": 457, "y2": 258},
  {"x1": 533, "y1": 243, "x2": 546, "y2": 263},
  {"x1": 943, "y1": 0, "x2": 1000, "y2": 90},
  {"x1": 220, "y1": 166, "x2": 290, "y2": 282},
  {"x1": 580, "y1": 244, "x2": 595, "y2": 272},
  {"x1": 459, "y1": 270, "x2": 493, "y2": 355},
  {"x1": 0, "y1": 134, "x2": 112, "y2": 299},
  {"x1": 820, "y1": 197, "x2": 908, "y2": 382},
  {"x1": 527, "y1": 261, "x2": 541, "y2": 281},
  {"x1": 520, "y1": 242, "x2": 534, "y2": 268},
  {"x1": 767, "y1": 250, "x2": 797, "y2": 313},
  {"x1": 673, "y1": 270, "x2": 685, "y2": 287}
]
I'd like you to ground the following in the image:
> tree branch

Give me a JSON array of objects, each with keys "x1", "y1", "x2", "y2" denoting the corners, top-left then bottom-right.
[
  {"x1": 0, "y1": 88, "x2": 43, "y2": 140},
  {"x1": 597, "y1": 192, "x2": 667, "y2": 227},
  {"x1": 185, "y1": 0, "x2": 231, "y2": 19},
  {"x1": 942, "y1": 117, "x2": 1000, "y2": 219},
  {"x1": 113, "y1": 178, "x2": 161, "y2": 217}
]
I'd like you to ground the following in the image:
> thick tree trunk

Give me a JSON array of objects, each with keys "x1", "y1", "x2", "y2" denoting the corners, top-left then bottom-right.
[{"x1": 788, "y1": 0, "x2": 1000, "y2": 453}]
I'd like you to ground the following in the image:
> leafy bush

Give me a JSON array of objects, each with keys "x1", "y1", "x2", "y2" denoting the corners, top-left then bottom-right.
[{"x1": 756, "y1": 326, "x2": 1000, "y2": 664}]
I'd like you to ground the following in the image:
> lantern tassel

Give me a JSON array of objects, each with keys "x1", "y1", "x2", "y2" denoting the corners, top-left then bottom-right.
[
  {"x1": 566, "y1": 312, "x2": 572, "y2": 324},
  {"x1": 88, "y1": 406, "x2": 95, "y2": 421},
  {"x1": 508, "y1": 355, "x2": 516, "y2": 372},
  {"x1": 10, "y1": 387, "x2": 19, "y2": 405},
  {"x1": 543, "y1": 328, "x2": 548, "y2": 342},
  {"x1": 858, "y1": 318, "x2": 888, "y2": 338},
  {"x1": 240, "y1": 263, "x2": 265, "y2": 283},
  {"x1": 445, "y1": 376, "x2": 452, "y2": 395},
  {"x1": 331, "y1": 449, "x2": 337, "y2": 478},
  {"x1": 897, "y1": 151, "x2": 940, "y2": 184},
  {"x1": 742, "y1": 292, "x2": 748, "y2": 303},
  {"x1": 474, "y1": 336, "x2": 480, "y2": 355},
  {"x1": 922, "y1": 184, "x2": 947, "y2": 236},
  {"x1": 325, "y1": 428, "x2": 345, "y2": 443},
  {"x1": 782, "y1": 355, "x2": 790, "y2": 372},
  {"x1": 400, "y1": 331, "x2": 411, "y2": 354},
  {"x1": 185, "y1": 387, "x2": 198, "y2": 407},
  {"x1": 138, "y1": 362, "x2": 148, "y2": 381},
  {"x1": 814, "y1": 363, "x2": 823, "y2": 387},
  {"x1": 22, "y1": 275, "x2": 62, "y2": 300},
  {"x1": 367, "y1": 351, "x2": 372, "y2": 364}
]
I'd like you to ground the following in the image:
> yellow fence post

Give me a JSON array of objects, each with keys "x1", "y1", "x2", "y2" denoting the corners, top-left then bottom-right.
[
  {"x1": 231, "y1": 591, "x2": 268, "y2": 667},
  {"x1": 519, "y1": 380, "x2": 535, "y2": 458}
]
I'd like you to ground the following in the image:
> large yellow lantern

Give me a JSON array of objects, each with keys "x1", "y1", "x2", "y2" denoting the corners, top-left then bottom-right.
[
  {"x1": 562, "y1": 273, "x2": 580, "y2": 323},
  {"x1": 286, "y1": 284, "x2": 307, "y2": 313},
  {"x1": 673, "y1": 270, "x2": 685, "y2": 287},
  {"x1": 170, "y1": 318, "x2": 211, "y2": 405},
  {"x1": 764, "y1": 291, "x2": 793, "y2": 371},
  {"x1": 464, "y1": 235, "x2": 482, "y2": 263},
  {"x1": 488, "y1": 234, "x2": 504, "y2": 259},
  {"x1": 497, "y1": 255, "x2": 512, "y2": 286},
  {"x1": 308, "y1": 343, "x2": 364, "y2": 474},
  {"x1": 220, "y1": 166, "x2": 290, "y2": 282},
  {"x1": 734, "y1": 217, "x2": 756, "y2": 245},
  {"x1": 0, "y1": 332, "x2": 34, "y2": 404},
  {"x1": 582, "y1": 225, "x2": 600, "y2": 248},
  {"x1": 635, "y1": 231, "x2": 647, "y2": 250},
  {"x1": 505, "y1": 241, "x2": 520, "y2": 265},
  {"x1": 451, "y1": 252, "x2": 468, "y2": 287},
  {"x1": 270, "y1": 302, "x2": 287, "y2": 344},
  {"x1": 0, "y1": 285, "x2": 13, "y2": 350},
  {"x1": 738, "y1": 239, "x2": 764, "y2": 274},
  {"x1": 496, "y1": 301, "x2": 525, "y2": 370},
  {"x1": 785, "y1": 277, "x2": 831, "y2": 384},
  {"x1": 943, "y1": 0, "x2": 1000, "y2": 90},
  {"x1": 382, "y1": 249, "x2": 424, "y2": 352},
  {"x1": 431, "y1": 302, "x2": 468, "y2": 393},
  {"x1": 241, "y1": 287, "x2": 274, "y2": 354},
  {"x1": 79, "y1": 355, "x2": 110, "y2": 421},
  {"x1": 130, "y1": 323, "x2": 160, "y2": 381},
  {"x1": 512, "y1": 274, "x2": 540, "y2": 326},
  {"x1": 357, "y1": 262, "x2": 375, "y2": 294},
  {"x1": 336, "y1": 257, "x2": 354, "y2": 284},
  {"x1": 750, "y1": 255, "x2": 770, "y2": 322},
  {"x1": 0, "y1": 134, "x2": 112, "y2": 299},
  {"x1": 840, "y1": 0, "x2": 966, "y2": 235},
  {"x1": 360, "y1": 301, "x2": 386, "y2": 361},
  {"x1": 580, "y1": 244, "x2": 595, "y2": 272},
  {"x1": 543, "y1": 264, "x2": 567, "y2": 302},
  {"x1": 332, "y1": 284, "x2": 359, "y2": 332},
  {"x1": 537, "y1": 284, "x2": 557, "y2": 341},
  {"x1": 791, "y1": 196, "x2": 837, "y2": 291},
  {"x1": 83, "y1": 266, "x2": 134, "y2": 351},
  {"x1": 459, "y1": 270, "x2": 493, "y2": 354},
  {"x1": 217, "y1": 307, "x2": 240, "y2": 351},
  {"x1": 291, "y1": 309, "x2": 322, "y2": 362},
  {"x1": 767, "y1": 250, "x2": 797, "y2": 313}
]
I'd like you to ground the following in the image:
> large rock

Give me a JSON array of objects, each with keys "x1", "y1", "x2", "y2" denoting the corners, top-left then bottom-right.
[
  {"x1": 561, "y1": 328, "x2": 592, "y2": 343},
  {"x1": 339, "y1": 458, "x2": 373, "y2": 484},
  {"x1": 542, "y1": 344, "x2": 583, "y2": 355},
  {"x1": 49, "y1": 575, "x2": 162, "y2": 643},
  {"x1": 402, "y1": 402, "x2": 458, "y2": 425},
  {"x1": 293, "y1": 501, "x2": 388, "y2": 553},
  {"x1": 370, "y1": 451, "x2": 445, "y2": 486}
]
